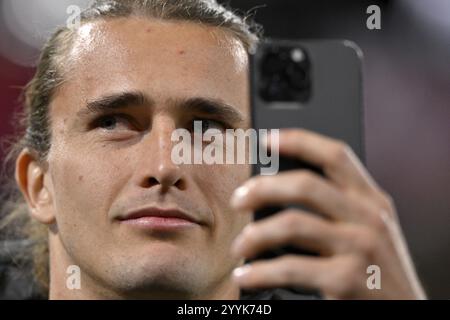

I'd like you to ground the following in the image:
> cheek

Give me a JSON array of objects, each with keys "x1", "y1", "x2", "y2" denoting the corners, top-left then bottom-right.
[
  {"x1": 193, "y1": 163, "x2": 251, "y2": 231},
  {"x1": 49, "y1": 143, "x2": 128, "y2": 229}
]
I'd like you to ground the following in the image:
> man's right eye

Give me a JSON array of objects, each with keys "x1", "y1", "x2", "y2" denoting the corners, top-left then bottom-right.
[
  {"x1": 98, "y1": 115, "x2": 117, "y2": 130},
  {"x1": 93, "y1": 114, "x2": 134, "y2": 131}
]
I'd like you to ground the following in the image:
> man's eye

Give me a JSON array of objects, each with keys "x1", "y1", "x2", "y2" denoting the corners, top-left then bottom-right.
[
  {"x1": 94, "y1": 114, "x2": 132, "y2": 131},
  {"x1": 194, "y1": 119, "x2": 227, "y2": 133}
]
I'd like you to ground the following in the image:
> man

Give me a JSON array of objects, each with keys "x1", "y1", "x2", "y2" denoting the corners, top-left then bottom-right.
[{"x1": 2, "y1": 0, "x2": 425, "y2": 299}]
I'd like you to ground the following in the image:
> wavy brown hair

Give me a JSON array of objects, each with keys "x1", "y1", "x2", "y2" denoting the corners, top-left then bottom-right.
[{"x1": 0, "y1": 0, "x2": 261, "y2": 297}]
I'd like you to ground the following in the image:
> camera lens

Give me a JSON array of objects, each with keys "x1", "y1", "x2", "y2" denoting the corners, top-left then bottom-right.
[
  {"x1": 259, "y1": 45, "x2": 311, "y2": 102},
  {"x1": 261, "y1": 52, "x2": 287, "y2": 75},
  {"x1": 286, "y1": 63, "x2": 307, "y2": 90}
]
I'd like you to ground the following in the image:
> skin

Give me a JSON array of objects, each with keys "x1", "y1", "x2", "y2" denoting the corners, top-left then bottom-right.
[
  {"x1": 15, "y1": 17, "x2": 425, "y2": 299},
  {"x1": 230, "y1": 131, "x2": 426, "y2": 299}
]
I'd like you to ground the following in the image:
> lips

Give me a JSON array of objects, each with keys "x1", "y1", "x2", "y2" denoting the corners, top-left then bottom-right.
[{"x1": 117, "y1": 207, "x2": 201, "y2": 225}]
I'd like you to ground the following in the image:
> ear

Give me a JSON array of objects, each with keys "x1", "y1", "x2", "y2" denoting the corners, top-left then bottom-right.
[{"x1": 15, "y1": 148, "x2": 55, "y2": 225}]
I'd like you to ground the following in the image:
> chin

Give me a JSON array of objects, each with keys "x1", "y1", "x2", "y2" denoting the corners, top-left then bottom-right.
[{"x1": 106, "y1": 251, "x2": 209, "y2": 299}]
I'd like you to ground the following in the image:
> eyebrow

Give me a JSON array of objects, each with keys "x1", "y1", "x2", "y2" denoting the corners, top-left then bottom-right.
[
  {"x1": 77, "y1": 91, "x2": 245, "y2": 124},
  {"x1": 177, "y1": 97, "x2": 245, "y2": 124},
  {"x1": 77, "y1": 91, "x2": 150, "y2": 117}
]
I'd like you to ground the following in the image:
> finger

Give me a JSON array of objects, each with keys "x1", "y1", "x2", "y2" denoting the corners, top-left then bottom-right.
[
  {"x1": 266, "y1": 129, "x2": 379, "y2": 192},
  {"x1": 231, "y1": 209, "x2": 342, "y2": 259},
  {"x1": 231, "y1": 170, "x2": 367, "y2": 223},
  {"x1": 232, "y1": 255, "x2": 328, "y2": 290}
]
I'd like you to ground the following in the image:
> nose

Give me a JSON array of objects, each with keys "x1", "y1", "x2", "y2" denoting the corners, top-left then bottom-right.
[{"x1": 136, "y1": 116, "x2": 185, "y2": 192}]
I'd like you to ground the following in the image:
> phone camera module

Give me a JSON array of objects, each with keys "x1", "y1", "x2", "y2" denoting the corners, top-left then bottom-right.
[{"x1": 258, "y1": 46, "x2": 311, "y2": 102}]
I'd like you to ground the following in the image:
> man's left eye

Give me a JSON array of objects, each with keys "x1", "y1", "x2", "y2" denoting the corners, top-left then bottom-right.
[{"x1": 195, "y1": 119, "x2": 226, "y2": 133}]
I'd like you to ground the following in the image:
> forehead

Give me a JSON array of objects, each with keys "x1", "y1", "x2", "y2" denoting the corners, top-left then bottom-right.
[{"x1": 53, "y1": 17, "x2": 249, "y2": 118}]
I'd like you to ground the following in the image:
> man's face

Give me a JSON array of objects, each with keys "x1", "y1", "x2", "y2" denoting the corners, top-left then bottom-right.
[{"x1": 45, "y1": 18, "x2": 251, "y2": 298}]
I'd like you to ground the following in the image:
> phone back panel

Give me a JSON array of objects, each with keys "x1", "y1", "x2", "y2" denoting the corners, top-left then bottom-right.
[
  {"x1": 250, "y1": 39, "x2": 365, "y2": 163},
  {"x1": 248, "y1": 40, "x2": 365, "y2": 274}
]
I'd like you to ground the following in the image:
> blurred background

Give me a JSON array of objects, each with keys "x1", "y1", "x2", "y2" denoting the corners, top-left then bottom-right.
[{"x1": 0, "y1": 0, "x2": 449, "y2": 298}]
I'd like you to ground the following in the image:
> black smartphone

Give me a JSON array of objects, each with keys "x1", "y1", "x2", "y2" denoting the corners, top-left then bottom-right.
[{"x1": 250, "y1": 39, "x2": 365, "y2": 261}]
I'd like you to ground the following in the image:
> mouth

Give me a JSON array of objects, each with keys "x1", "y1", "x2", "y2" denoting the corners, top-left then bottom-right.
[{"x1": 117, "y1": 207, "x2": 201, "y2": 231}]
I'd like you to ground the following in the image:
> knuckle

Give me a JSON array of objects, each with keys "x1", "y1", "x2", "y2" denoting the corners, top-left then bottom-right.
[
  {"x1": 358, "y1": 200, "x2": 391, "y2": 235},
  {"x1": 348, "y1": 255, "x2": 368, "y2": 275},
  {"x1": 351, "y1": 227, "x2": 378, "y2": 256},
  {"x1": 280, "y1": 211, "x2": 302, "y2": 235},
  {"x1": 370, "y1": 211, "x2": 389, "y2": 234},
  {"x1": 323, "y1": 279, "x2": 352, "y2": 299},
  {"x1": 337, "y1": 258, "x2": 365, "y2": 296},
  {"x1": 333, "y1": 227, "x2": 354, "y2": 253},
  {"x1": 294, "y1": 171, "x2": 316, "y2": 196},
  {"x1": 279, "y1": 255, "x2": 299, "y2": 283},
  {"x1": 328, "y1": 141, "x2": 351, "y2": 167},
  {"x1": 377, "y1": 190, "x2": 396, "y2": 212},
  {"x1": 299, "y1": 170, "x2": 316, "y2": 186}
]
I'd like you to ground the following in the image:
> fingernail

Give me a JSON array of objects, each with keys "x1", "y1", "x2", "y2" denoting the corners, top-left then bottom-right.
[
  {"x1": 233, "y1": 265, "x2": 251, "y2": 281},
  {"x1": 231, "y1": 186, "x2": 249, "y2": 209}
]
